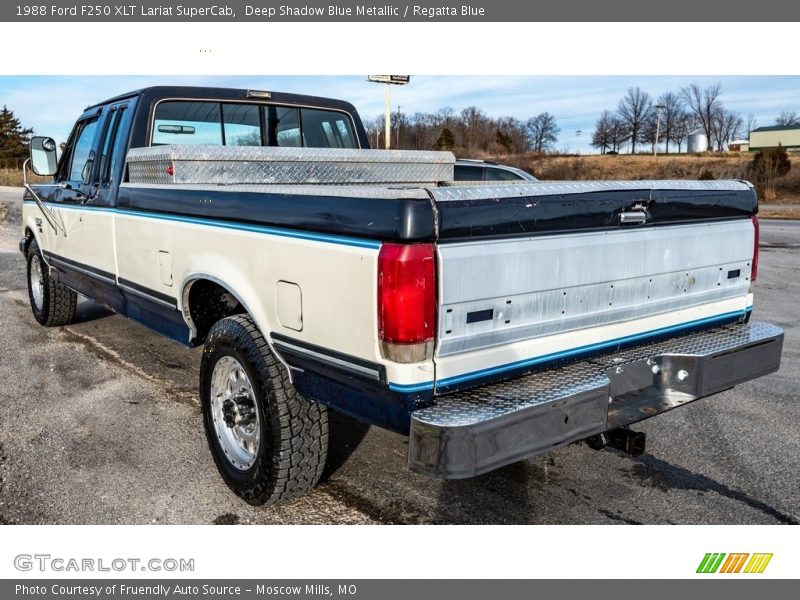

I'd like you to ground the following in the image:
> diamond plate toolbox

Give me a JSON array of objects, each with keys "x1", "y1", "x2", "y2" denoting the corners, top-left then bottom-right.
[{"x1": 126, "y1": 145, "x2": 455, "y2": 185}]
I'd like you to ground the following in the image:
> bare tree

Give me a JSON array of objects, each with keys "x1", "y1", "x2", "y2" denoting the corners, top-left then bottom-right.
[
  {"x1": 681, "y1": 83, "x2": 722, "y2": 149},
  {"x1": 494, "y1": 116, "x2": 529, "y2": 153},
  {"x1": 641, "y1": 110, "x2": 663, "y2": 154},
  {"x1": 436, "y1": 106, "x2": 455, "y2": 124},
  {"x1": 609, "y1": 117, "x2": 628, "y2": 153},
  {"x1": 655, "y1": 91, "x2": 685, "y2": 154},
  {"x1": 746, "y1": 114, "x2": 758, "y2": 136},
  {"x1": 526, "y1": 112, "x2": 560, "y2": 153},
  {"x1": 776, "y1": 110, "x2": 799, "y2": 126},
  {"x1": 670, "y1": 112, "x2": 693, "y2": 153},
  {"x1": 617, "y1": 87, "x2": 653, "y2": 153},
  {"x1": 364, "y1": 115, "x2": 386, "y2": 149},
  {"x1": 591, "y1": 110, "x2": 614, "y2": 154},
  {"x1": 458, "y1": 106, "x2": 491, "y2": 151},
  {"x1": 712, "y1": 110, "x2": 744, "y2": 151}
]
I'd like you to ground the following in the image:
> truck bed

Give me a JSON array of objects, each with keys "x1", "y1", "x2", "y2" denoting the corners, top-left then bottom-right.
[
  {"x1": 123, "y1": 145, "x2": 756, "y2": 243},
  {"x1": 119, "y1": 145, "x2": 760, "y2": 412}
]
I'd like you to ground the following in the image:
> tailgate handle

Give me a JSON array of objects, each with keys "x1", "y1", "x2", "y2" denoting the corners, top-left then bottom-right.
[{"x1": 620, "y1": 211, "x2": 647, "y2": 225}]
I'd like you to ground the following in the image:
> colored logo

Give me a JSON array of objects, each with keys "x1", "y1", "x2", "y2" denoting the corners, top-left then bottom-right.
[{"x1": 697, "y1": 553, "x2": 773, "y2": 574}]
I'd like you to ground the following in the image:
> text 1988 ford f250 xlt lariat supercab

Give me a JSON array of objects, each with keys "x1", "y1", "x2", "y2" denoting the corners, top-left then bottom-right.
[{"x1": 20, "y1": 86, "x2": 783, "y2": 505}]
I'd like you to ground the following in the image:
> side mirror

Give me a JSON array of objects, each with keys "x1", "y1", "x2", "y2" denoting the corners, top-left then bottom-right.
[{"x1": 30, "y1": 136, "x2": 58, "y2": 176}]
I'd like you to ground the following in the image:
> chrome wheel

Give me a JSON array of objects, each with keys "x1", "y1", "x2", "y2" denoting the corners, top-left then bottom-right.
[
  {"x1": 30, "y1": 254, "x2": 45, "y2": 311},
  {"x1": 210, "y1": 356, "x2": 260, "y2": 470}
]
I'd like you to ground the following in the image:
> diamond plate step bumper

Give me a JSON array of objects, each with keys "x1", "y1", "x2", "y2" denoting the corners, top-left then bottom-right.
[{"x1": 408, "y1": 321, "x2": 784, "y2": 479}]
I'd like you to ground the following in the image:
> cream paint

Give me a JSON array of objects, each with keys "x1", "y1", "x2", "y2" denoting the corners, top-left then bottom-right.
[{"x1": 22, "y1": 199, "x2": 435, "y2": 386}]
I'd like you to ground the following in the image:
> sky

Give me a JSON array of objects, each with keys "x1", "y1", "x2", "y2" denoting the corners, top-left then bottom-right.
[{"x1": 1, "y1": 75, "x2": 798, "y2": 153}]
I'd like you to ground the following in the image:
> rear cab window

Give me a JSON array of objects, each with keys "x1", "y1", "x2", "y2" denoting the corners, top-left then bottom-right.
[
  {"x1": 152, "y1": 101, "x2": 222, "y2": 145},
  {"x1": 151, "y1": 100, "x2": 359, "y2": 149}
]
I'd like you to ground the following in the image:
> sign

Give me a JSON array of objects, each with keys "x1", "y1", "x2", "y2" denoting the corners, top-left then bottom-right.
[{"x1": 368, "y1": 75, "x2": 411, "y2": 85}]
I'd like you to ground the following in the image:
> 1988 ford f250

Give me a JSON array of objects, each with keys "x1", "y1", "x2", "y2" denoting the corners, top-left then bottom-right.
[{"x1": 20, "y1": 86, "x2": 783, "y2": 505}]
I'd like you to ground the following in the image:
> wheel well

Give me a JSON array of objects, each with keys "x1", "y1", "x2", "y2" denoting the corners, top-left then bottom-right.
[{"x1": 184, "y1": 279, "x2": 246, "y2": 344}]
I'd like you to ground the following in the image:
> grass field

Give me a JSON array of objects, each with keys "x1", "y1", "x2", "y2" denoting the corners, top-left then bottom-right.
[
  {"x1": 3, "y1": 152, "x2": 799, "y2": 204},
  {"x1": 498, "y1": 153, "x2": 800, "y2": 204},
  {"x1": 0, "y1": 168, "x2": 47, "y2": 187}
]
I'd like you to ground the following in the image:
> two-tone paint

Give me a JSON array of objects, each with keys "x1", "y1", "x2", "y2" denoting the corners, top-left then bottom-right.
[{"x1": 21, "y1": 86, "x2": 762, "y2": 436}]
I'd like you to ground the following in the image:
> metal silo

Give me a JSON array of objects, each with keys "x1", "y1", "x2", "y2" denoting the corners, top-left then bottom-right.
[{"x1": 687, "y1": 129, "x2": 708, "y2": 153}]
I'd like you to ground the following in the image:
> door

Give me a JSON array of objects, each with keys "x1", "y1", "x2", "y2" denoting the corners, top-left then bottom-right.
[
  {"x1": 42, "y1": 110, "x2": 103, "y2": 291},
  {"x1": 81, "y1": 102, "x2": 132, "y2": 272},
  {"x1": 45, "y1": 102, "x2": 133, "y2": 311}
]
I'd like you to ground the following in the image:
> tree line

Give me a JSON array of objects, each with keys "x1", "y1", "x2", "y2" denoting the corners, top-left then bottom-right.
[
  {"x1": 0, "y1": 105, "x2": 33, "y2": 162},
  {"x1": 364, "y1": 106, "x2": 561, "y2": 155},
  {"x1": 370, "y1": 83, "x2": 797, "y2": 156},
  {"x1": 593, "y1": 84, "x2": 753, "y2": 154}
]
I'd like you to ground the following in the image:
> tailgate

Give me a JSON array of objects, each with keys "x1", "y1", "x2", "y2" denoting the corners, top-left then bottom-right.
[{"x1": 430, "y1": 180, "x2": 757, "y2": 392}]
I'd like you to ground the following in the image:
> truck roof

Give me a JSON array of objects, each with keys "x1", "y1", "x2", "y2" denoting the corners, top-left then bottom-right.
[
  {"x1": 86, "y1": 85, "x2": 359, "y2": 115},
  {"x1": 84, "y1": 85, "x2": 369, "y2": 151}
]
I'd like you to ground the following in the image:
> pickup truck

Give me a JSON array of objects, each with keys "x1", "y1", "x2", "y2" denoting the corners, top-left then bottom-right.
[{"x1": 21, "y1": 86, "x2": 784, "y2": 505}]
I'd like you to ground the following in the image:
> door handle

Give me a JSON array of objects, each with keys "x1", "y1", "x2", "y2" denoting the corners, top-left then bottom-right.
[{"x1": 620, "y1": 211, "x2": 647, "y2": 225}]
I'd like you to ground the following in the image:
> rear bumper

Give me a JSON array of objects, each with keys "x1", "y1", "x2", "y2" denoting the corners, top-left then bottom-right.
[{"x1": 407, "y1": 320, "x2": 783, "y2": 479}]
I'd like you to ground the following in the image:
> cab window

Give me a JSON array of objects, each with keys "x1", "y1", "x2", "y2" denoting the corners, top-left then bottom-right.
[
  {"x1": 151, "y1": 100, "x2": 358, "y2": 149},
  {"x1": 68, "y1": 117, "x2": 100, "y2": 182},
  {"x1": 270, "y1": 106, "x2": 301, "y2": 147},
  {"x1": 300, "y1": 108, "x2": 357, "y2": 148},
  {"x1": 222, "y1": 103, "x2": 261, "y2": 146},
  {"x1": 152, "y1": 101, "x2": 223, "y2": 145},
  {"x1": 97, "y1": 106, "x2": 129, "y2": 186}
]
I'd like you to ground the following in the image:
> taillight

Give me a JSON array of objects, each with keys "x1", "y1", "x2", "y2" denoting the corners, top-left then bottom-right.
[
  {"x1": 378, "y1": 243, "x2": 436, "y2": 363},
  {"x1": 751, "y1": 215, "x2": 759, "y2": 282}
]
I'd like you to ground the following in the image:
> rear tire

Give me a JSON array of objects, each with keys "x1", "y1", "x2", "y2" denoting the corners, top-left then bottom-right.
[
  {"x1": 26, "y1": 239, "x2": 77, "y2": 327},
  {"x1": 200, "y1": 314, "x2": 328, "y2": 505}
]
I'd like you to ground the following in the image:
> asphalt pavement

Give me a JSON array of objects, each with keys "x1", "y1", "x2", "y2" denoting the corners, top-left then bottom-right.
[{"x1": 0, "y1": 186, "x2": 797, "y2": 524}]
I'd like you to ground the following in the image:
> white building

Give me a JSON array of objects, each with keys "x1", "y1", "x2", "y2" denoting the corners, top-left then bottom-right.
[{"x1": 749, "y1": 125, "x2": 800, "y2": 152}]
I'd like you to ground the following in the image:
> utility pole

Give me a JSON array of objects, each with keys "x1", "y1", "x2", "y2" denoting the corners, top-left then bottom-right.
[
  {"x1": 654, "y1": 104, "x2": 666, "y2": 156},
  {"x1": 384, "y1": 85, "x2": 391, "y2": 149},
  {"x1": 368, "y1": 76, "x2": 410, "y2": 149},
  {"x1": 396, "y1": 105, "x2": 401, "y2": 148}
]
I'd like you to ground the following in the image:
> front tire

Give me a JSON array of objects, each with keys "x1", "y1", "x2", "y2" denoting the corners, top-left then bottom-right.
[
  {"x1": 200, "y1": 315, "x2": 328, "y2": 505},
  {"x1": 26, "y1": 239, "x2": 77, "y2": 327}
]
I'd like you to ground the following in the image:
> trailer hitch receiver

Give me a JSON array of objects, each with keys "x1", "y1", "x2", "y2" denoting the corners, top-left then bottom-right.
[{"x1": 586, "y1": 428, "x2": 646, "y2": 456}]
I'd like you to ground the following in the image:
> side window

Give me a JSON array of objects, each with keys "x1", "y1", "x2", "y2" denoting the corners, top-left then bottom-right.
[
  {"x1": 152, "y1": 101, "x2": 222, "y2": 145},
  {"x1": 453, "y1": 164, "x2": 483, "y2": 181},
  {"x1": 97, "y1": 106, "x2": 128, "y2": 186},
  {"x1": 108, "y1": 107, "x2": 131, "y2": 184},
  {"x1": 222, "y1": 104, "x2": 261, "y2": 146},
  {"x1": 98, "y1": 109, "x2": 120, "y2": 183},
  {"x1": 68, "y1": 117, "x2": 100, "y2": 182}
]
